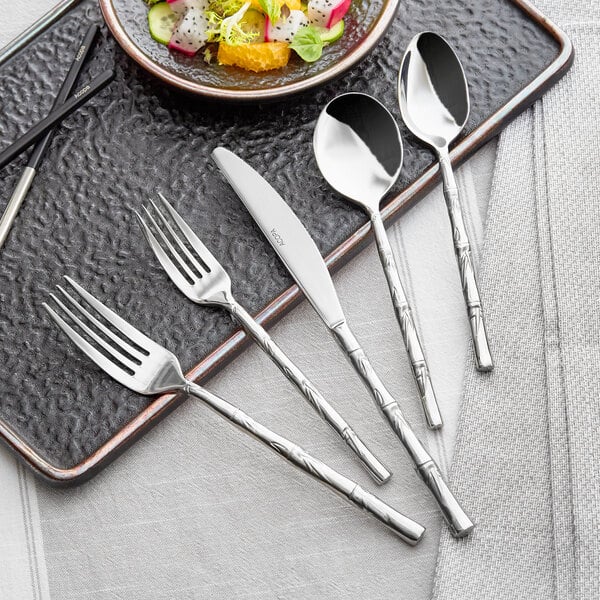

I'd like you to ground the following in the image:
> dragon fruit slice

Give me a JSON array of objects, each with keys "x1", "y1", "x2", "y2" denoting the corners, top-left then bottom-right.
[
  {"x1": 307, "y1": 0, "x2": 351, "y2": 28},
  {"x1": 167, "y1": 0, "x2": 205, "y2": 15},
  {"x1": 265, "y1": 9, "x2": 308, "y2": 42},
  {"x1": 168, "y1": 5, "x2": 210, "y2": 56}
]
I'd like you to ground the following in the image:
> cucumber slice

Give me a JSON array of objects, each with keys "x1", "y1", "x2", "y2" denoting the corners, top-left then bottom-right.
[
  {"x1": 320, "y1": 20, "x2": 344, "y2": 43},
  {"x1": 148, "y1": 2, "x2": 179, "y2": 45}
]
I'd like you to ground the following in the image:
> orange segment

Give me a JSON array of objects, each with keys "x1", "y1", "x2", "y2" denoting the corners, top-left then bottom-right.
[{"x1": 218, "y1": 41, "x2": 290, "y2": 72}]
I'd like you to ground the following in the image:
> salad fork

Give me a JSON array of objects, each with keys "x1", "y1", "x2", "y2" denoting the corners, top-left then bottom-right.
[
  {"x1": 134, "y1": 194, "x2": 391, "y2": 485},
  {"x1": 43, "y1": 277, "x2": 425, "y2": 545}
]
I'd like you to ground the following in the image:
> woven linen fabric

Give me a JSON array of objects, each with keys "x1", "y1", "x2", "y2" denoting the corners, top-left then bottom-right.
[{"x1": 432, "y1": 10, "x2": 600, "y2": 600}]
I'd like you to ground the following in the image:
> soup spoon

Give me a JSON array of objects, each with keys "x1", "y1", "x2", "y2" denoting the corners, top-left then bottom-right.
[
  {"x1": 314, "y1": 92, "x2": 443, "y2": 430},
  {"x1": 398, "y1": 31, "x2": 493, "y2": 372}
]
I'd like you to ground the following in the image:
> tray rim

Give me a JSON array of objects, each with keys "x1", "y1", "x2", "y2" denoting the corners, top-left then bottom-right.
[{"x1": 0, "y1": 0, "x2": 574, "y2": 485}]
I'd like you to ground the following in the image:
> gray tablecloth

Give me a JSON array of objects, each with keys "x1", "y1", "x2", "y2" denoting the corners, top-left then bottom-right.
[{"x1": 432, "y1": 2, "x2": 600, "y2": 598}]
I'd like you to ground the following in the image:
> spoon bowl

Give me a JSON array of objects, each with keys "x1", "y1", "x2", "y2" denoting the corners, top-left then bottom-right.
[
  {"x1": 313, "y1": 93, "x2": 403, "y2": 211},
  {"x1": 398, "y1": 31, "x2": 470, "y2": 151}
]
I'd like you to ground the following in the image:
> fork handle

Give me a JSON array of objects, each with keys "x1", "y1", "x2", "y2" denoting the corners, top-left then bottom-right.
[
  {"x1": 184, "y1": 381, "x2": 424, "y2": 545},
  {"x1": 330, "y1": 321, "x2": 474, "y2": 538},
  {"x1": 227, "y1": 299, "x2": 391, "y2": 485},
  {"x1": 438, "y1": 150, "x2": 493, "y2": 372},
  {"x1": 370, "y1": 212, "x2": 442, "y2": 429}
]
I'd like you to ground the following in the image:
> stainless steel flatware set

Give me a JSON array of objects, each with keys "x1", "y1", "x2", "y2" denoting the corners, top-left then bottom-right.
[
  {"x1": 212, "y1": 147, "x2": 473, "y2": 538},
  {"x1": 38, "y1": 31, "x2": 490, "y2": 544}
]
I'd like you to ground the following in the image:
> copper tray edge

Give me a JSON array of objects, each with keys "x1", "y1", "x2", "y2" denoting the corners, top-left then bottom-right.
[{"x1": 0, "y1": 0, "x2": 574, "y2": 485}]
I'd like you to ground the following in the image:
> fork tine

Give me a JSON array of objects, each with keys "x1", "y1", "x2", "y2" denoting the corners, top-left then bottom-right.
[
  {"x1": 135, "y1": 209, "x2": 196, "y2": 293},
  {"x1": 49, "y1": 293, "x2": 140, "y2": 372},
  {"x1": 43, "y1": 302, "x2": 135, "y2": 384},
  {"x1": 63, "y1": 276, "x2": 155, "y2": 353},
  {"x1": 142, "y1": 204, "x2": 198, "y2": 283},
  {"x1": 149, "y1": 197, "x2": 208, "y2": 277},
  {"x1": 56, "y1": 284, "x2": 145, "y2": 362},
  {"x1": 156, "y1": 193, "x2": 219, "y2": 272}
]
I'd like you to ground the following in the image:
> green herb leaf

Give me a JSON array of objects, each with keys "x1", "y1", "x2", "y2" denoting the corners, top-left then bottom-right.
[
  {"x1": 289, "y1": 25, "x2": 324, "y2": 62},
  {"x1": 258, "y1": 0, "x2": 281, "y2": 23}
]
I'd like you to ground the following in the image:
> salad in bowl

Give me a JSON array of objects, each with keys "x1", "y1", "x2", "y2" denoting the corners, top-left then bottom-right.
[{"x1": 147, "y1": 0, "x2": 351, "y2": 72}]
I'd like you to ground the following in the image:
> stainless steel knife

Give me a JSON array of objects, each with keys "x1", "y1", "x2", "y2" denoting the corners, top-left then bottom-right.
[{"x1": 212, "y1": 147, "x2": 474, "y2": 538}]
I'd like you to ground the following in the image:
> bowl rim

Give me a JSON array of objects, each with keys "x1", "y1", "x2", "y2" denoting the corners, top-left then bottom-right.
[{"x1": 99, "y1": 0, "x2": 399, "y2": 100}]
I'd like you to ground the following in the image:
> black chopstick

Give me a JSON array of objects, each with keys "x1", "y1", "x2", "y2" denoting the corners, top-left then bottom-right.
[
  {"x1": 0, "y1": 68, "x2": 115, "y2": 171},
  {"x1": 27, "y1": 23, "x2": 99, "y2": 170}
]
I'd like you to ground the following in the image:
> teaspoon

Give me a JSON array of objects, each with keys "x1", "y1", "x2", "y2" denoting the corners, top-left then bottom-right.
[
  {"x1": 314, "y1": 92, "x2": 443, "y2": 430},
  {"x1": 398, "y1": 32, "x2": 493, "y2": 372}
]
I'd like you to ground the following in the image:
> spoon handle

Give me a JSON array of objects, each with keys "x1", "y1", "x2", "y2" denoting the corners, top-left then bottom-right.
[
  {"x1": 370, "y1": 212, "x2": 443, "y2": 430},
  {"x1": 329, "y1": 321, "x2": 474, "y2": 538},
  {"x1": 439, "y1": 151, "x2": 494, "y2": 372},
  {"x1": 184, "y1": 381, "x2": 425, "y2": 545}
]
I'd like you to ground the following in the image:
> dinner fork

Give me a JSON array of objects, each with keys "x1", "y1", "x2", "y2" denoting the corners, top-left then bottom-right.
[
  {"x1": 134, "y1": 193, "x2": 390, "y2": 485},
  {"x1": 43, "y1": 277, "x2": 425, "y2": 544}
]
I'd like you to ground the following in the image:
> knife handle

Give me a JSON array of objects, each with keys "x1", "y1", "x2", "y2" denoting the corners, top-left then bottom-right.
[
  {"x1": 330, "y1": 321, "x2": 474, "y2": 537},
  {"x1": 370, "y1": 212, "x2": 442, "y2": 429},
  {"x1": 228, "y1": 299, "x2": 392, "y2": 485},
  {"x1": 438, "y1": 150, "x2": 493, "y2": 372},
  {"x1": 185, "y1": 381, "x2": 424, "y2": 545}
]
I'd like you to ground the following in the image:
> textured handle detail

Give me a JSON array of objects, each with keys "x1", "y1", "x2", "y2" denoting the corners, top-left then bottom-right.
[
  {"x1": 370, "y1": 213, "x2": 442, "y2": 429},
  {"x1": 381, "y1": 401, "x2": 473, "y2": 538},
  {"x1": 228, "y1": 300, "x2": 391, "y2": 484},
  {"x1": 349, "y1": 485, "x2": 425, "y2": 545},
  {"x1": 185, "y1": 382, "x2": 423, "y2": 544},
  {"x1": 439, "y1": 151, "x2": 493, "y2": 372},
  {"x1": 416, "y1": 461, "x2": 474, "y2": 538},
  {"x1": 331, "y1": 323, "x2": 474, "y2": 537}
]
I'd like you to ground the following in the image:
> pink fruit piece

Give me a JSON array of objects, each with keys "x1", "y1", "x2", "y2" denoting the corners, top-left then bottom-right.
[
  {"x1": 307, "y1": 0, "x2": 350, "y2": 28},
  {"x1": 168, "y1": 6, "x2": 209, "y2": 56},
  {"x1": 265, "y1": 9, "x2": 308, "y2": 43}
]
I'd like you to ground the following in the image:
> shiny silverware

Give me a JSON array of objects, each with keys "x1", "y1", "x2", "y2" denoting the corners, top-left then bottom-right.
[
  {"x1": 398, "y1": 31, "x2": 493, "y2": 372},
  {"x1": 314, "y1": 92, "x2": 442, "y2": 430},
  {"x1": 43, "y1": 277, "x2": 424, "y2": 544},
  {"x1": 0, "y1": 24, "x2": 99, "y2": 251},
  {"x1": 212, "y1": 147, "x2": 474, "y2": 538},
  {"x1": 134, "y1": 193, "x2": 391, "y2": 485}
]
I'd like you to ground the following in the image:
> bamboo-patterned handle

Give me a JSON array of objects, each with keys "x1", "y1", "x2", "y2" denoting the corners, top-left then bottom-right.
[
  {"x1": 382, "y1": 403, "x2": 474, "y2": 538},
  {"x1": 439, "y1": 151, "x2": 493, "y2": 372},
  {"x1": 185, "y1": 381, "x2": 425, "y2": 545},
  {"x1": 330, "y1": 322, "x2": 474, "y2": 538},
  {"x1": 227, "y1": 300, "x2": 391, "y2": 485},
  {"x1": 370, "y1": 212, "x2": 443, "y2": 429}
]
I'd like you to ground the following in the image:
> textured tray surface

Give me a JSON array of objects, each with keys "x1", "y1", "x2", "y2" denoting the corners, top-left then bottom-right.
[{"x1": 0, "y1": 0, "x2": 559, "y2": 472}]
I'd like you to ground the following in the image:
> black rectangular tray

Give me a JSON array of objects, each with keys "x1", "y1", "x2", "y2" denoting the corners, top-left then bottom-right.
[{"x1": 0, "y1": 0, "x2": 572, "y2": 483}]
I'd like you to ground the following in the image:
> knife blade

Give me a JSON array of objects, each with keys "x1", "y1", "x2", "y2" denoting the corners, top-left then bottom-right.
[
  {"x1": 212, "y1": 146, "x2": 475, "y2": 538},
  {"x1": 211, "y1": 147, "x2": 346, "y2": 330}
]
